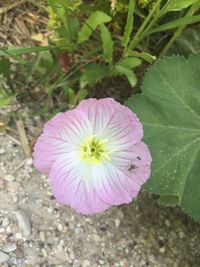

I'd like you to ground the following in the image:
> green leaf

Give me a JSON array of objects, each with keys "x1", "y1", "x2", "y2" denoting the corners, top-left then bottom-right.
[
  {"x1": 78, "y1": 11, "x2": 111, "y2": 43},
  {"x1": 114, "y1": 65, "x2": 137, "y2": 87},
  {"x1": 127, "y1": 54, "x2": 200, "y2": 221},
  {"x1": 127, "y1": 51, "x2": 156, "y2": 64},
  {"x1": 100, "y1": 24, "x2": 113, "y2": 64},
  {"x1": 123, "y1": 0, "x2": 136, "y2": 49},
  {"x1": 80, "y1": 64, "x2": 109, "y2": 88},
  {"x1": 148, "y1": 15, "x2": 200, "y2": 35},
  {"x1": 118, "y1": 57, "x2": 142, "y2": 69},
  {"x1": 0, "y1": 46, "x2": 55, "y2": 57},
  {"x1": 166, "y1": 0, "x2": 199, "y2": 11}
]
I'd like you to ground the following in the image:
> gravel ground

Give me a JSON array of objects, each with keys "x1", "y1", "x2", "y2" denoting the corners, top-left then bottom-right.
[{"x1": 0, "y1": 115, "x2": 200, "y2": 267}]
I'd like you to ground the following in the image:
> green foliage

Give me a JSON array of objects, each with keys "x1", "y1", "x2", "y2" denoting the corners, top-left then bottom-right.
[
  {"x1": 127, "y1": 51, "x2": 156, "y2": 63},
  {"x1": 148, "y1": 15, "x2": 200, "y2": 35},
  {"x1": 123, "y1": 0, "x2": 136, "y2": 51},
  {"x1": 100, "y1": 24, "x2": 113, "y2": 64},
  {"x1": 113, "y1": 65, "x2": 137, "y2": 87},
  {"x1": 166, "y1": 0, "x2": 199, "y2": 12},
  {"x1": 78, "y1": 11, "x2": 111, "y2": 43},
  {"x1": 127, "y1": 54, "x2": 200, "y2": 221},
  {"x1": 80, "y1": 64, "x2": 109, "y2": 89}
]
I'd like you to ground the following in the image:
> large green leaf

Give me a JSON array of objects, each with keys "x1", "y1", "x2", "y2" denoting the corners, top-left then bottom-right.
[
  {"x1": 127, "y1": 54, "x2": 200, "y2": 221},
  {"x1": 78, "y1": 11, "x2": 111, "y2": 43}
]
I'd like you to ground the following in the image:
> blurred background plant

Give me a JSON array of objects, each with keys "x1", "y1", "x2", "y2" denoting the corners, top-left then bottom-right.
[{"x1": 0, "y1": 0, "x2": 200, "y2": 117}]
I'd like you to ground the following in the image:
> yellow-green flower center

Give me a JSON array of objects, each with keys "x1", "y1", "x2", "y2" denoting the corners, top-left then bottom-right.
[{"x1": 80, "y1": 136, "x2": 110, "y2": 164}]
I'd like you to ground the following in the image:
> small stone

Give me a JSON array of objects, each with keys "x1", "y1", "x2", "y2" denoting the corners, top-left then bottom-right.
[
  {"x1": 0, "y1": 233, "x2": 7, "y2": 243},
  {"x1": 15, "y1": 247, "x2": 24, "y2": 258},
  {"x1": 57, "y1": 244, "x2": 63, "y2": 253},
  {"x1": 69, "y1": 250, "x2": 75, "y2": 260},
  {"x1": 12, "y1": 196, "x2": 18, "y2": 203},
  {"x1": 57, "y1": 223, "x2": 63, "y2": 232},
  {"x1": 179, "y1": 231, "x2": 185, "y2": 239},
  {"x1": 82, "y1": 260, "x2": 91, "y2": 267},
  {"x1": 117, "y1": 210, "x2": 124, "y2": 220},
  {"x1": 39, "y1": 231, "x2": 46, "y2": 242},
  {"x1": 15, "y1": 210, "x2": 31, "y2": 238},
  {"x1": 2, "y1": 218, "x2": 9, "y2": 227},
  {"x1": 8, "y1": 182, "x2": 20, "y2": 193},
  {"x1": 98, "y1": 260, "x2": 104, "y2": 265},
  {"x1": 3, "y1": 243, "x2": 17, "y2": 253},
  {"x1": 165, "y1": 219, "x2": 170, "y2": 227},
  {"x1": 159, "y1": 246, "x2": 166, "y2": 253},
  {"x1": 41, "y1": 248, "x2": 48, "y2": 257},
  {"x1": 115, "y1": 218, "x2": 121, "y2": 227},
  {"x1": 92, "y1": 234, "x2": 100, "y2": 242},
  {"x1": 0, "y1": 148, "x2": 6, "y2": 155},
  {"x1": 6, "y1": 226, "x2": 11, "y2": 233},
  {"x1": 4, "y1": 174, "x2": 15, "y2": 182},
  {"x1": 0, "y1": 251, "x2": 10, "y2": 263},
  {"x1": 15, "y1": 233, "x2": 22, "y2": 239}
]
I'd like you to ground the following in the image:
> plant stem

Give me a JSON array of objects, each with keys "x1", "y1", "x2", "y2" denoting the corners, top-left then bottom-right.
[
  {"x1": 160, "y1": 2, "x2": 200, "y2": 57},
  {"x1": 128, "y1": 0, "x2": 161, "y2": 52}
]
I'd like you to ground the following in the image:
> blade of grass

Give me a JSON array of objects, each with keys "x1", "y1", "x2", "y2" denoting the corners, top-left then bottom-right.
[
  {"x1": 146, "y1": 15, "x2": 200, "y2": 36},
  {"x1": 123, "y1": 0, "x2": 136, "y2": 55}
]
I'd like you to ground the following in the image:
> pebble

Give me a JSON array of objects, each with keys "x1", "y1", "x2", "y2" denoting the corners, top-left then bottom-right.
[
  {"x1": 15, "y1": 247, "x2": 24, "y2": 258},
  {"x1": 0, "y1": 148, "x2": 6, "y2": 154},
  {"x1": 159, "y1": 246, "x2": 166, "y2": 253},
  {"x1": 82, "y1": 259, "x2": 91, "y2": 267},
  {"x1": 115, "y1": 218, "x2": 121, "y2": 227},
  {"x1": 57, "y1": 223, "x2": 63, "y2": 232},
  {"x1": 41, "y1": 248, "x2": 48, "y2": 257},
  {"x1": 15, "y1": 210, "x2": 31, "y2": 237},
  {"x1": 117, "y1": 210, "x2": 124, "y2": 220},
  {"x1": 15, "y1": 233, "x2": 23, "y2": 239},
  {"x1": 3, "y1": 243, "x2": 17, "y2": 253},
  {"x1": 2, "y1": 218, "x2": 9, "y2": 227},
  {"x1": 0, "y1": 251, "x2": 10, "y2": 263},
  {"x1": 8, "y1": 181, "x2": 20, "y2": 193},
  {"x1": 4, "y1": 174, "x2": 15, "y2": 182},
  {"x1": 39, "y1": 231, "x2": 46, "y2": 242}
]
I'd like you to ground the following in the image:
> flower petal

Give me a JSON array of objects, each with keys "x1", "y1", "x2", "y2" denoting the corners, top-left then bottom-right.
[
  {"x1": 92, "y1": 161, "x2": 141, "y2": 205},
  {"x1": 49, "y1": 155, "x2": 110, "y2": 215},
  {"x1": 33, "y1": 110, "x2": 92, "y2": 174}
]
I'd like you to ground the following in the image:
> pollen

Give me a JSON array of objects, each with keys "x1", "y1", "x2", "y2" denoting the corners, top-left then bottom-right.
[{"x1": 80, "y1": 136, "x2": 110, "y2": 164}]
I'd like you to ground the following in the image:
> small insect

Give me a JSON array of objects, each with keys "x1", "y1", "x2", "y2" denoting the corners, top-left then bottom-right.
[{"x1": 128, "y1": 163, "x2": 136, "y2": 172}]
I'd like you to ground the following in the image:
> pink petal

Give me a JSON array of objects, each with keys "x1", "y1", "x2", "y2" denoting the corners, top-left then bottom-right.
[
  {"x1": 33, "y1": 110, "x2": 92, "y2": 174},
  {"x1": 49, "y1": 155, "x2": 111, "y2": 215}
]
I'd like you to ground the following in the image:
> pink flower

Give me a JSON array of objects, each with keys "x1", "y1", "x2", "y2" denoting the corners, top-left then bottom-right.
[{"x1": 33, "y1": 98, "x2": 151, "y2": 215}]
